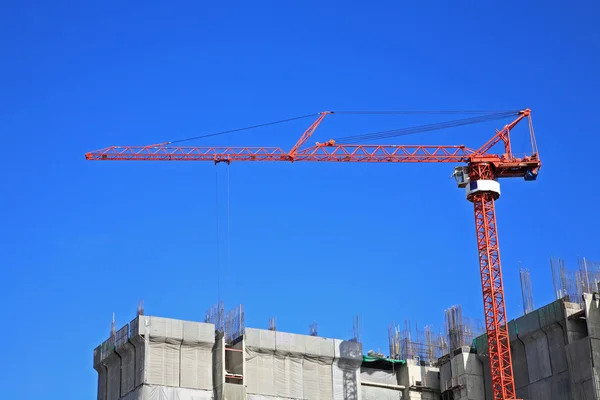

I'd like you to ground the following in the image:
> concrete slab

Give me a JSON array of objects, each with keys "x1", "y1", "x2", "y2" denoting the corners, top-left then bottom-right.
[{"x1": 564, "y1": 301, "x2": 583, "y2": 318}]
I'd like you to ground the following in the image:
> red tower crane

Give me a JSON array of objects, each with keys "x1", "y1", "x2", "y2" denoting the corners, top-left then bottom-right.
[{"x1": 86, "y1": 109, "x2": 540, "y2": 400}]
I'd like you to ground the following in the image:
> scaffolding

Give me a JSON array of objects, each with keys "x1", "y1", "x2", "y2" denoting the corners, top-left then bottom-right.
[
  {"x1": 205, "y1": 301, "x2": 245, "y2": 343},
  {"x1": 388, "y1": 320, "x2": 446, "y2": 365},
  {"x1": 444, "y1": 305, "x2": 483, "y2": 351},
  {"x1": 225, "y1": 304, "x2": 244, "y2": 343},
  {"x1": 205, "y1": 301, "x2": 225, "y2": 333}
]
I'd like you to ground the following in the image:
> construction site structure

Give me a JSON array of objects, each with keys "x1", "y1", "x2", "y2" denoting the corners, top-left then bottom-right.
[
  {"x1": 94, "y1": 314, "x2": 438, "y2": 400},
  {"x1": 86, "y1": 109, "x2": 541, "y2": 400},
  {"x1": 94, "y1": 286, "x2": 600, "y2": 400},
  {"x1": 94, "y1": 256, "x2": 600, "y2": 400},
  {"x1": 440, "y1": 291, "x2": 600, "y2": 400}
]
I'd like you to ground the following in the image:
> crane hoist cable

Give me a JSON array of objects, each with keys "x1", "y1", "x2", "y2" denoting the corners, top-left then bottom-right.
[
  {"x1": 333, "y1": 111, "x2": 520, "y2": 144},
  {"x1": 155, "y1": 109, "x2": 521, "y2": 148},
  {"x1": 168, "y1": 113, "x2": 321, "y2": 144}
]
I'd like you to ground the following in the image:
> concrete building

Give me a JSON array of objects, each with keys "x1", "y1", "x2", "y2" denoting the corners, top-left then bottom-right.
[
  {"x1": 94, "y1": 292, "x2": 600, "y2": 400},
  {"x1": 94, "y1": 316, "x2": 440, "y2": 400},
  {"x1": 440, "y1": 293, "x2": 600, "y2": 400}
]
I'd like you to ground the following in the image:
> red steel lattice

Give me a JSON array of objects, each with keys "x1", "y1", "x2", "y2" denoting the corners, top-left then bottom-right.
[{"x1": 469, "y1": 163, "x2": 516, "y2": 400}]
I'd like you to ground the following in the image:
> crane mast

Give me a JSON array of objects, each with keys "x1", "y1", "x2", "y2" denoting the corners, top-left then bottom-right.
[{"x1": 86, "y1": 109, "x2": 540, "y2": 400}]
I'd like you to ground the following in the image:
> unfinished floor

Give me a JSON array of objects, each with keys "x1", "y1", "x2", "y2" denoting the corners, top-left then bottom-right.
[{"x1": 95, "y1": 317, "x2": 440, "y2": 400}]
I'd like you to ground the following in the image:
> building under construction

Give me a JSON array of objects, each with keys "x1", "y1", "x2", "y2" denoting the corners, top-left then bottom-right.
[{"x1": 94, "y1": 256, "x2": 600, "y2": 400}]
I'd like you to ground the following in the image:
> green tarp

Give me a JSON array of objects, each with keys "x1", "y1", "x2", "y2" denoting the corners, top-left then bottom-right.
[{"x1": 362, "y1": 355, "x2": 406, "y2": 365}]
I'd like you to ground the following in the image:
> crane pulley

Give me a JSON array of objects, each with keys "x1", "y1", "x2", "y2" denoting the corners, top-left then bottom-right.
[{"x1": 86, "y1": 109, "x2": 540, "y2": 400}]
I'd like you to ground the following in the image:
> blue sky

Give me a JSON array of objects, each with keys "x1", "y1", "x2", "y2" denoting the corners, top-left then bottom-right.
[{"x1": 1, "y1": 1, "x2": 599, "y2": 398}]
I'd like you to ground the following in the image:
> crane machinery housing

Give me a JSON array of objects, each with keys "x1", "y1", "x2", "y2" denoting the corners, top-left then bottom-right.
[{"x1": 86, "y1": 109, "x2": 541, "y2": 400}]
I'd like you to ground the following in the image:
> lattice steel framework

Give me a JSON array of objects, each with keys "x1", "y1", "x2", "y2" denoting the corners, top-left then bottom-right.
[{"x1": 469, "y1": 163, "x2": 515, "y2": 399}]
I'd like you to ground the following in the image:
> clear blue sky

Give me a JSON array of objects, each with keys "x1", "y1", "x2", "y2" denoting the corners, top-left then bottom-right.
[{"x1": 1, "y1": 1, "x2": 599, "y2": 398}]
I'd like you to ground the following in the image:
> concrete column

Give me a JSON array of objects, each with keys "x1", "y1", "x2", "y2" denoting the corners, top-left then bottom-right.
[
  {"x1": 473, "y1": 334, "x2": 492, "y2": 400},
  {"x1": 93, "y1": 345, "x2": 107, "y2": 400},
  {"x1": 584, "y1": 293, "x2": 600, "y2": 398},
  {"x1": 449, "y1": 348, "x2": 484, "y2": 400},
  {"x1": 566, "y1": 337, "x2": 595, "y2": 399},
  {"x1": 130, "y1": 316, "x2": 147, "y2": 388},
  {"x1": 508, "y1": 319, "x2": 530, "y2": 392},
  {"x1": 104, "y1": 350, "x2": 121, "y2": 400},
  {"x1": 332, "y1": 339, "x2": 362, "y2": 400},
  {"x1": 213, "y1": 332, "x2": 225, "y2": 400},
  {"x1": 116, "y1": 336, "x2": 135, "y2": 396},
  {"x1": 516, "y1": 310, "x2": 552, "y2": 383},
  {"x1": 564, "y1": 302, "x2": 587, "y2": 344}
]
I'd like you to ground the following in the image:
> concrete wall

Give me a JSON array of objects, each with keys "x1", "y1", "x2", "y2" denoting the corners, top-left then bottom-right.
[
  {"x1": 117, "y1": 341, "x2": 135, "y2": 396},
  {"x1": 95, "y1": 316, "x2": 215, "y2": 400},
  {"x1": 397, "y1": 360, "x2": 439, "y2": 400},
  {"x1": 449, "y1": 298, "x2": 598, "y2": 400},
  {"x1": 243, "y1": 328, "x2": 362, "y2": 400},
  {"x1": 94, "y1": 345, "x2": 108, "y2": 400},
  {"x1": 439, "y1": 347, "x2": 484, "y2": 400},
  {"x1": 213, "y1": 332, "x2": 225, "y2": 400},
  {"x1": 95, "y1": 318, "x2": 440, "y2": 400},
  {"x1": 584, "y1": 293, "x2": 600, "y2": 399},
  {"x1": 470, "y1": 299, "x2": 577, "y2": 400}
]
